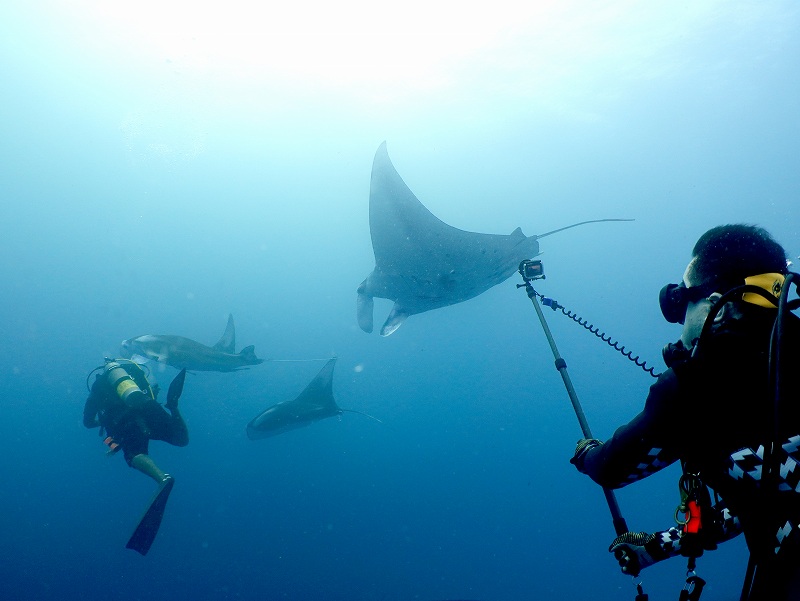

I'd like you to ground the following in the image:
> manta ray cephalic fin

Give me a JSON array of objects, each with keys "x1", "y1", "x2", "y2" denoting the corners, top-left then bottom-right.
[
  {"x1": 357, "y1": 281, "x2": 375, "y2": 334},
  {"x1": 380, "y1": 304, "x2": 409, "y2": 337}
]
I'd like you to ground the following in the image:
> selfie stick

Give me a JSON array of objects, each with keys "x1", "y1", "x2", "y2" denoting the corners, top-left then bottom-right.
[{"x1": 518, "y1": 261, "x2": 628, "y2": 536}]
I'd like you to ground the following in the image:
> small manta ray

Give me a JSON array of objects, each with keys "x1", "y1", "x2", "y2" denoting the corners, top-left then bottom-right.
[
  {"x1": 120, "y1": 314, "x2": 263, "y2": 372},
  {"x1": 246, "y1": 358, "x2": 381, "y2": 440},
  {"x1": 358, "y1": 141, "x2": 631, "y2": 335}
]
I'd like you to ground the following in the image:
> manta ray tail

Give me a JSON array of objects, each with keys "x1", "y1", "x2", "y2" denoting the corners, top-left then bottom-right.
[
  {"x1": 264, "y1": 358, "x2": 334, "y2": 363},
  {"x1": 342, "y1": 409, "x2": 384, "y2": 425},
  {"x1": 536, "y1": 218, "x2": 634, "y2": 239}
]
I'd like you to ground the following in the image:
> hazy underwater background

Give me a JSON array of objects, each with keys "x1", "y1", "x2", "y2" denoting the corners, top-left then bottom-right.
[{"x1": 1, "y1": 2, "x2": 799, "y2": 600}]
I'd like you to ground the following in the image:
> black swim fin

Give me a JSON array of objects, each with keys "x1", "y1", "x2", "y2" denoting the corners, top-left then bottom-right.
[
  {"x1": 125, "y1": 476, "x2": 175, "y2": 556},
  {"x1": 165, "y1": 369, "x2": 186, "y2": 411}
]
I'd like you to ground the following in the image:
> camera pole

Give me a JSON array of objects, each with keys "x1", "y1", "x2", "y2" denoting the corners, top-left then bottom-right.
[{"x1": 517, "y1": 261, "x2": 628, "y2": 537}]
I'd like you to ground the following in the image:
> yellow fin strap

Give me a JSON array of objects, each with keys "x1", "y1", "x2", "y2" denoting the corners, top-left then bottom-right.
[{"x1": 742, "y1": 273, "x2": 785, "y2": 308}]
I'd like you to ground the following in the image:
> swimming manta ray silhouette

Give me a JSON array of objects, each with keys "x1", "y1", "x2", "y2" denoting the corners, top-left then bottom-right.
[
  {"x1": 246, "y1": 358, "x2": 382, "y2": 439},
  {"x1": 357, "y1": 141, "x2": 631, "y2": 336}
]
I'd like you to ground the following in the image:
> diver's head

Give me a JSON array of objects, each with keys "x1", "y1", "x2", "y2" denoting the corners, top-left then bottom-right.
[
  {"x1": 689, "y1": 224, "x2": 787, "y2": 292},
  {"x1": 660, "y1": 224, "x2": 788, "y2": 348}
]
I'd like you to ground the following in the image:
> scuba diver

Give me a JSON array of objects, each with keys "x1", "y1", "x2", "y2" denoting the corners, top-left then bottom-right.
[
  {"x1": 569, "y1": 224, "x2": 800, "y2": 600},
  {"x1": 84, "y1": 358, "x2": 188, "y2": 555}
]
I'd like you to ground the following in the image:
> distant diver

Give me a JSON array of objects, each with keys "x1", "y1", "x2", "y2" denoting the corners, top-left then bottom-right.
[
  {"x1": 84, "y1": 358, "x2": 189, "y2": 555},
  {"x1": 570, "y1": 224, "x2": 800, "y2": 600}
]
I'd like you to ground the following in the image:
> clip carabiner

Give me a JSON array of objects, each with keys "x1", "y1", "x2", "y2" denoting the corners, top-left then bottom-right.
[{"x1": 678, "y1": 574, "x2": 706, "y2": 601}]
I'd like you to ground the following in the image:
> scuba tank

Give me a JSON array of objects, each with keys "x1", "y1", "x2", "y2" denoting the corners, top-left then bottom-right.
[
  {"x1": 102, "y1": 359, "x2": 153, "y2": 408},
  {"x1": 84, "y1": 359, "x2": 158, "y2": 458}
]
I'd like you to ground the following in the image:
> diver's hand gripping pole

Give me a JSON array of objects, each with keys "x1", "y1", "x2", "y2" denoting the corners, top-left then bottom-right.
[{"x1": 518, "y1": 269, "x2": 628, "y2": 537}]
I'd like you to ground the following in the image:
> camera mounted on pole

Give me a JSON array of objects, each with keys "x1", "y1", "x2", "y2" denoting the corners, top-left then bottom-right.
[
  {"x1": 519, "y1": 259, "x2": 545, "y2": 283},
  {"x1": 517, "y1": 258, "x2": 644, "y2": 600}
]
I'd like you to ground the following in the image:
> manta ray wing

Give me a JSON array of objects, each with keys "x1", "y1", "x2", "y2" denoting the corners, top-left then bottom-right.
[
  {"x1": 212, "y1": 313, "x2": 236, "y2": 354},
  {"x1": 369, "y1": 142, "x2": 536, "y2": 279},
  {"x1": 359, "y1": 142, "x2": 539, "y2": 335}
]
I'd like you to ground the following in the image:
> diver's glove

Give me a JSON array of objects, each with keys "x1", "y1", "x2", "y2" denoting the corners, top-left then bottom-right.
[
  {"x1": 608, "y1": 530, "x2": 677, "y2": 576},
  {"x1": 570, "y1": 438, "x2": 602, "y2": 474}
]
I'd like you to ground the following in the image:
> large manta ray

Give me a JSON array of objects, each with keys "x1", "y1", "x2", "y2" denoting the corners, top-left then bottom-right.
[
  {"x1": 358, "y1": 142, "x2": 629, "y2": 336},
  {"x1": 246, "y1": 358, "x2": 381, "y2": 440}
]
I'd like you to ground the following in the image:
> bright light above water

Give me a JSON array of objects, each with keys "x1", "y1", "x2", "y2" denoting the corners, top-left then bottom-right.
[
  {"x1": 44, "y1": 0, "x2": 735, "y2": 105},
  {"x1": 70, "y1": 0, "x2": 545, "y2": 93},
  {"x1": 13, "y1": 0, "x2": 785, "y2": 166}
]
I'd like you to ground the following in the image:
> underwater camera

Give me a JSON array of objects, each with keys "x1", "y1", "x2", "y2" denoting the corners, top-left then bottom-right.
[{"x1": 519, "y1": 259, "x2": 545, "y2": 281}]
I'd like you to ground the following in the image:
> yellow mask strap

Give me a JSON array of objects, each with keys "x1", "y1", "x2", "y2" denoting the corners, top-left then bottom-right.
[{"x1": 742, "y1": 273, "x2": 785, "y2": 308}]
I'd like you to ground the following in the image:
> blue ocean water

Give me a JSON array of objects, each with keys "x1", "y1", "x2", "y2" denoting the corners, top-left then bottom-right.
[{"x1": 1, "y1": 2, "x2": 799, "y2": 600}]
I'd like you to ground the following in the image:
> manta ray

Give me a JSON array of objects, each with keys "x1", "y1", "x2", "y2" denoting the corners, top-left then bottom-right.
[
  {"x1": 120, "y1": 314, "x2": 263, "y2": 372},
  {"x1": 246, "y1": 358, "x2": 381, "y2": 439},
  {"x1": 358, "y1": 142, "x2": 630, "y2": 336}
]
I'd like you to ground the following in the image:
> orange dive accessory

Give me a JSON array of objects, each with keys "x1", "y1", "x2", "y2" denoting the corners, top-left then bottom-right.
[
  {"x1": 104, "y1": 436, "x2": 121, "y2": 455},
  {"x1": 675, "y1": 470, "x2": 716, "y2": 558}
]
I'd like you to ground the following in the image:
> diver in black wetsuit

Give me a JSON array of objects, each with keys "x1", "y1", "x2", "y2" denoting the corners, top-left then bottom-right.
[
  {"x1": 570, "y1": 225, "x2": 800, "y2": 600},
  {"x1": 84, "y1": 359, "x2": 188, "y2": 481},
  {"x1": 84, "y1": 359, "x2": 188, "y2": 554}
]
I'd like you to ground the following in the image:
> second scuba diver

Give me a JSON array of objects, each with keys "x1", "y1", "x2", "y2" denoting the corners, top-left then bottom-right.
[{"x1": 84, "y1": 358, "x2": 189, "y2": 555}]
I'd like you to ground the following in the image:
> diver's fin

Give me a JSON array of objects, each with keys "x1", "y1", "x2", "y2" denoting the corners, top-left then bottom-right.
[
  {"x1": 125, "y1": 476, "x2": 175, "y2": 556},
  {"x1": 165, "y1": 369, "x2": 186, "y2": 411}
]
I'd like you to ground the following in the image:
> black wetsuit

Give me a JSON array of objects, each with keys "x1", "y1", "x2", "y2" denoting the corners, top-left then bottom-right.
[
  {"x1": 83, "y1": 367, "x2": 188, "y2": 465},
  {"x1": 582, "y1": 309, "x2": 800, "y2": 600}
]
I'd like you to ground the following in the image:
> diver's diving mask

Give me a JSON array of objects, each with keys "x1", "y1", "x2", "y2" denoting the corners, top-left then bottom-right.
[
  {"x1": 660, "y1": 272, "x2": 786, "y2": 325},
  {"x1": 659, "y1": 282, "x2": 714, "y2": 324}
]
